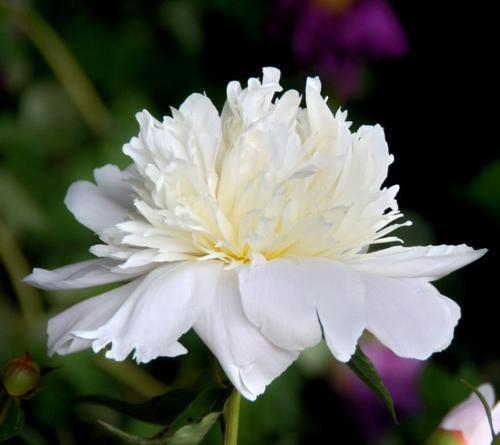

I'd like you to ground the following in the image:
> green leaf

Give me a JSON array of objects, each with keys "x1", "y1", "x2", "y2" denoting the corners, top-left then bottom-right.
[
  {"x1": 78, "y1": 389, "x2": 196, "y2": 425},
  {"x1": 0, "y1": 395, "x2": 25, "y2": 442},
  {"x1": 165, "y1": 385, "x2": 229, "y2": 433},
  {"x1": 347, "y1": 345, "x2": 398, "y2": 423},
  {"x1": 99, "y1": 412, "x2": 221, "y2": 445},
  {"x1": 492, "y1": 435, "x2": 500, "y2": 445},
  {"x1": 94, "y1": 385, "x2": 231, "y2": 444}
]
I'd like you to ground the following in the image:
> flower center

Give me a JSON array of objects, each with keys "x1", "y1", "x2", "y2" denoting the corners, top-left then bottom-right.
[{"x1": 90, "y1": 72, "x2": 407, "y2": 270}]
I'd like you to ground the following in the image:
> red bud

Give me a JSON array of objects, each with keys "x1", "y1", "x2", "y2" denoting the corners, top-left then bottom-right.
[
  {"x1": 1, "y1": 352, "x2": 40, "y2": 399},
  {"x1": 425, "y1": 429, "x2": 467, "y2": 445}
]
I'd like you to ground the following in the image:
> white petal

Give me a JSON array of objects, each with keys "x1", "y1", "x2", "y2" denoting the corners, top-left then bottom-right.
[
  {"x1": 24, "y1": 258, "x2": 143, "y2": 290},
  {"x1": 305, "y1": 76, "x2": 334, "y2": 133},
  {"x1": 238, "y1": 258, "x2": 365, "y2": 361},
  {"x1": 315, "y1": 263, "x2": 365, "y2": 362},
  {"x1": 177, "y1": 93, "x2": 221, "y2": 178},
  {"x1": 349, "y1": 244, "x2": 487, "y2": 281},
  {"x1": 225, "y1": 67, "x2": 282, "y2": 125},
  {"x1": 238, "y1": 259, "x2": 321, "y2": 351},
  {"x1": 353, "y1": 124, "x2": 392, "y2": 192},
  {"x1": 94, "y1": 164, "x2": 134, "y2": 209},
  {"x1": 48, "y1": 280, "x2": 139, "y2": 355},
  {"x1": 65, "y1": 164, "x2": 132, "y2": 233},
  {"x1": 362, "y1": 273, "x2": 461, "y2": 359},
  {"x1": 441, "y1": 383, "x2": 495, "y2": 444},
  {"x1": 194, "y1": 269, "x2": 298, "y2": 401},
  {"x1": 73, "y1": 261, "x2": 223, "y2": 363}
]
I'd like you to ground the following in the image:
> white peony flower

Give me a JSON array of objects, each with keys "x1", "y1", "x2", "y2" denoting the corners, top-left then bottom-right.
[
  {"x1": 430, "y1": 383, "x2": 500, "y2": 444},
  {"x1": 25, "y1": 67, "x2": 486, "y2": 400}
]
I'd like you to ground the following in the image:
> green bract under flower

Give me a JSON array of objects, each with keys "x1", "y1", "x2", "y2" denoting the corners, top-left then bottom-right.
[{"x1": 25, "y1": 68, "x2": 486, "y2": 400}]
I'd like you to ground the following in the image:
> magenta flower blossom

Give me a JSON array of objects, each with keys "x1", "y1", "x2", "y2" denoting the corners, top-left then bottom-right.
[{"x1": 272, "y1": 0, "x2": 408, "y2": 99}]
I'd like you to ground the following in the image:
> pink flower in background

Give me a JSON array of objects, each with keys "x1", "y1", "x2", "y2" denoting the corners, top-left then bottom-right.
[
  {"x1": 332, "y1": 338, "x2": 424, "y2": 441},
  {"x1": 272, "y1": 0, "x2": 408, "y2": 100},
  {"x1": 427, "y1": 383, "x2": 500, "y2": 445}
]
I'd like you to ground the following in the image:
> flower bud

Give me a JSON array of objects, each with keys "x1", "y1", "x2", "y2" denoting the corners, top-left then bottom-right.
[
  {"x1": 425, "y1": 429, "x2": 467, "y2": 445},
  {"x1": 1, "y1": 353, "x2": 40, "y2": 399}
]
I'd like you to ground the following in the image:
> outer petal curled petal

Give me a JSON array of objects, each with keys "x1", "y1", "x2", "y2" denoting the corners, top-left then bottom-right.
[
  {"x1": 24, "y1": 258, "x2": 145, "y2": 290},
  {"x1": 348, "y1": 244, "x2": 487, "y2": 281},
  {"x1": 362, "y1": 273, "x2": 461, "y2": 359},
  {"x1": 48, "y1": 280, "x2": 139, "y2": 355},
  {"x1": 194, "y1": 269, "x2": 298, "y2": 401},
  {"x1": 72, "y1": 261, "x2": 223, "y2": 363}
]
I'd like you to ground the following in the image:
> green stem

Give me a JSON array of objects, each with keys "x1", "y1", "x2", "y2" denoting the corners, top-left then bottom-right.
[
  {"x1": 93, "y1": 355, "x2": 169, "y2": 399},
  {"x1": 0, "y1": 1, "x2": 111, "y2": 134},
  {"x1": 223, "y1": 389, "x2": 240, "y2": 445},
  {"x1": 0, "y1": 219, "x2": 42, "y2": 329}
]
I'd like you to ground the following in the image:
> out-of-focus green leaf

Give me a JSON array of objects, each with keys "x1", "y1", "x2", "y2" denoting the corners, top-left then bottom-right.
[
  {"x1": 239, "y1": 365, "x2": 303, "y2": 445},
  {"x1": 296, "y1": 341, "x2": 331, "y2": 377},
  {"x1": 78, "y1": 389, "x2": 196, "y2": 426},
  {"x1": 18, "y1": 80, "x2": 84, "y2": 152},
  {"x1": 468, "y1": 159, "x2": 500, "y2": 220},
  {"x1": 468, "y1": 159, "x2": 500, "y2": 222},
  {"x1": 0, "y1": 170, "x2": 45, "y2": 234},
  {"x1": 0, "y1": 21, "x2": 32, "y2": 93},
  {"x1": 347, "y1": 345, "x2": 398, "y2": 423},
  {"x1": 420, "y1": 363, "x2": 480, "y2": 416},
  {"x1": 0, "y1": 394, "x2": 25, "y2": 441},
  {"x1": 159, "y1": 1, "x2": 203, "y2": 55},
  {"x1": 96, "y1": 385, "x2": 230, "y2": 444}
]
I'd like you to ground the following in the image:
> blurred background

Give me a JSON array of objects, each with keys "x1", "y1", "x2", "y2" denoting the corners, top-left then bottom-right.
[{"x1": 0, "y1": 0, "x2": 498, "y2": 444}]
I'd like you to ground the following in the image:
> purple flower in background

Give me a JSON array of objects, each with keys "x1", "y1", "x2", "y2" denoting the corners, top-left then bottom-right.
[
  {"x1": 331, "y1": 338, "x2": 424, "y2": 441},
  {"x1": 272, "y1": 0, "x2": 408, "y2": 100}
]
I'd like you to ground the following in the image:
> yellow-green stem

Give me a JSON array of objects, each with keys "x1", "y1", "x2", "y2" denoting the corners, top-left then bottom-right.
[
  {"x1": 0, "y1": 219, "x2": 42, "y2": 329},
  {"x1": 93, "y1": 355, "x2": 169, "y2": 399},
  {"x1": 0, "y1": 1, "x2": 111, "y2": 134},
  {"x1": 223, "y1": 389, "x2": 240, "y2": 445}
]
